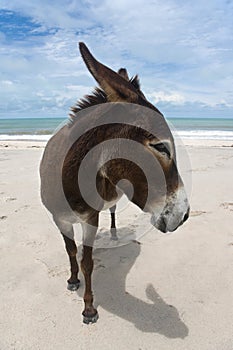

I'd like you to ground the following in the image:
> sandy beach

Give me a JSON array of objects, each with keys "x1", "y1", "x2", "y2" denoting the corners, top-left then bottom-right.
[{"x1": 0, "y1": 139, "x2": 233, "y2": 350}]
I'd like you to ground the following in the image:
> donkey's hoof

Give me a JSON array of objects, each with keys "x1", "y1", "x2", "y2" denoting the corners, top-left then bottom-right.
[
  {"x1": 67, "y1": 280, "x2": 80, "y2": 291},
  {"x1": 82, "y1": 311, "x2": 99, "y2": 324},
  {"x1": 110, "y1": 229, "x2": 118, "y2": 241},
  {"x1": 111, "y1": 236, "x2": 118, "y2": 241}
]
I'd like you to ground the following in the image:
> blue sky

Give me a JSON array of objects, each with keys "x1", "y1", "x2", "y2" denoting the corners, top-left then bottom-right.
[{"x1": 0, "y1": 0, "x2": 233, "y2": 118}]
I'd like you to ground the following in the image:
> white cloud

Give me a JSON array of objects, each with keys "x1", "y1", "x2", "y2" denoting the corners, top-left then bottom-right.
[
  {"x1": 0, "y1": 0, "x2": 233, "y2": 117},
  {"x1": 148, "y1": 91, "x2": 185, "y2": 104},
  {"x1": 1, "y1": 80, "x2": 13, "y2": 86}
]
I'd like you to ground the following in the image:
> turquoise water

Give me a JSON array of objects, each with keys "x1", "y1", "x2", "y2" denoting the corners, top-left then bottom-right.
[
  {"x1": 0, "y1": 117, "x2": 66, "y2": 135},
  {"x1": 168, "y1": 117, "x2": 233, "y2": 131},
  {"x1": 167, "y1": 117, "x2": 233, "y2": 140},
  {"x1": 0, "y1": 117, "x2": 233, "y2": 140}
]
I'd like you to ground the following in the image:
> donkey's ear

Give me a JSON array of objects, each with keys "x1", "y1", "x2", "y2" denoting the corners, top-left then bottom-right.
[
  {"x1": 130, "y1": 75, "x2": 141, "y2": 90},
  {"x1": 118, "y1": 68, "x2": 129, "y2": 81},
  {"x1": 79, "y1": 42, "x2": 139, "y2": 102}
]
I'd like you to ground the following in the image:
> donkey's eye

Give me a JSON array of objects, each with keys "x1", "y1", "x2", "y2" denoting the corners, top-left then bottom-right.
[{"x1": 149, "y1": 142, "x2": 171, "y2": 159}]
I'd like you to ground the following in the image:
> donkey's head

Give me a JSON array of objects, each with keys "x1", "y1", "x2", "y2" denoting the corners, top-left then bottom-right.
[{"x1": 77, "y1": 43, "x2": 190, "y2": 233}]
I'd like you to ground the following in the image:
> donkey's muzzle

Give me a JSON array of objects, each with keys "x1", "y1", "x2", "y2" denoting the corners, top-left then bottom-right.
[{"x1": 152, "y1": 206, "x2": 190, "y2": 233}]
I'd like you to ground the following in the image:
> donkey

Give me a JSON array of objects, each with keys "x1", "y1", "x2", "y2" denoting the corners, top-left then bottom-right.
[{"x1": 40, "y1": 42, "x2": 190, "y2": 324}]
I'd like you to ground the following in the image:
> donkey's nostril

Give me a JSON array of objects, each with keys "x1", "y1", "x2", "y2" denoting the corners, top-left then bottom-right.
[
  {"x1": 159, "y1": 217, "x2": 167, "y2": 233},
  {"x1": 183, "y1": 208, "x2": 190, "y2": 223}
]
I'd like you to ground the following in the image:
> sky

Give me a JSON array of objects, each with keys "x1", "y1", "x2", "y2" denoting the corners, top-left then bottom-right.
[{"x1": 0, "y1": 0, "x2": 233, "y2": 119}]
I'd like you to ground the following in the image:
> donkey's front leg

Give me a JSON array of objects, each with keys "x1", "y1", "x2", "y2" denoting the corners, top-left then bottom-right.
[
  {"x1": 81, "y1": 216, "x2": 99, "y2": 324},
  {"x1": 81, "y1": 245, "x2": 98, "y2": 324}
]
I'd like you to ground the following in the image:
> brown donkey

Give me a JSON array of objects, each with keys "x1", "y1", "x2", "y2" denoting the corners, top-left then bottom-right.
[{"x1": 40, "y1": 42, "x2": 190, "y2": 324}]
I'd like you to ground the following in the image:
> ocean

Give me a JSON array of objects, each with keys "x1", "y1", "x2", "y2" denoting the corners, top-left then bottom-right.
[{"x1": 0, "y1": 117, "x2": 233, "y2": 141}]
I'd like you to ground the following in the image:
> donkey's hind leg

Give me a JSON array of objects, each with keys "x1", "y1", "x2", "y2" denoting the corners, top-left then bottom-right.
[
  {"x1": 81, "y1": 216, "x2": 99, "y2": 324},
  {"x1": 61, "y1": 227, "x2": 80, "y2": 291},
  {"x1": 110, "y1": 205, "x2": 118, "y2": 240}
]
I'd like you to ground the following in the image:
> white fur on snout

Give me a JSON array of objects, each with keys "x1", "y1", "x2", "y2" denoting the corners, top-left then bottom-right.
[
  {"x1": 163, "y1": 186, "x2": 189, "y2": 232},
  {"x1": 151, "y1": 186, "x2": 189, "y2": 233}
]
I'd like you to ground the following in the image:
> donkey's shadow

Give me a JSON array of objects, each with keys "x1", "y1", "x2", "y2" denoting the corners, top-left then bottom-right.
[{"x1": 76, "y1": 230, "x2": 189, "y2": 338}]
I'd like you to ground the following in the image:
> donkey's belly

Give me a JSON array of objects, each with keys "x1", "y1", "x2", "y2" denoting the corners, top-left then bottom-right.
[{"x1": 101, "y1": 196, "x2": 122, "y2": 211}]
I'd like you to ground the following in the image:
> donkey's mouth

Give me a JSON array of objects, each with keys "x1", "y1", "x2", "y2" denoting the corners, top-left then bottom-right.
[
  {"x1": 151, "y1": 215, "x2": 179, "y2": 233},
  {"x1": 151, "y1": 205, "x2": 190, "y2": 233},
  {"x1": 151, "y1": 215, "x2": 168, "y2": 233}
]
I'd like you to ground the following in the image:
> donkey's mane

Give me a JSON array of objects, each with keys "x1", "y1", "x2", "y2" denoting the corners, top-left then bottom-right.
[{"x1": 69, "y1": 75, "x2": 141, "y2": 119}]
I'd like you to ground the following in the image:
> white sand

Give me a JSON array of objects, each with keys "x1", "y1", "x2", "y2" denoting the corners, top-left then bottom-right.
[{"x1": 0, "y1": 140, "x2": 233, "y2": 350}]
